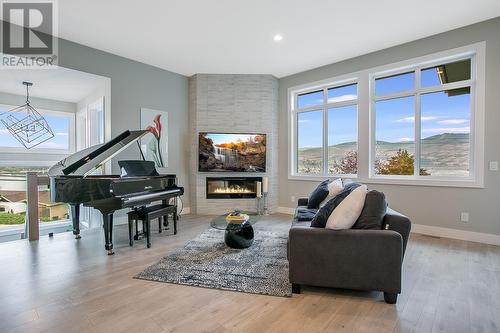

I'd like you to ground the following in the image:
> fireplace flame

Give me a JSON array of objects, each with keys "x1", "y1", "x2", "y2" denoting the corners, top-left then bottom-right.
[{"x1": 213, "y1": 186, "x2": 253, "y2": 194}]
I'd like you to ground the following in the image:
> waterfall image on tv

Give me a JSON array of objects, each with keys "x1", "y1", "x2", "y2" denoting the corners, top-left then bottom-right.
[{"x1": 199, "y1": 133, "x2": 266, "y2": 172}]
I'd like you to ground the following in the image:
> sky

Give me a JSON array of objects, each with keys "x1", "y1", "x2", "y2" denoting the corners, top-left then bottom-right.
[
  {"x1": 0, "y1": 106, "x2": 70, "y2": 150},
  {"x1": 297, "y1": 68, "x2": 471, "y2": 148}
]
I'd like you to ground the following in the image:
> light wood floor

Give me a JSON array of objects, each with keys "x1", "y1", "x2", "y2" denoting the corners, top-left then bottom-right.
[{"x1": 0, "y1": 214, "x2": 499, "y2": 333}]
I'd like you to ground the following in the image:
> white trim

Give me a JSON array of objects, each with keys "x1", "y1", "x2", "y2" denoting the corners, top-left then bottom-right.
[
  {"x1": 286, "y1": 174, "x2": 482, "y2": 188},
  {"x1": 412, "y1": 223, "x2": 500, "y2": 246},
  {"x1": 277, "y1": 206, "x2": 295, "y2": 215}
]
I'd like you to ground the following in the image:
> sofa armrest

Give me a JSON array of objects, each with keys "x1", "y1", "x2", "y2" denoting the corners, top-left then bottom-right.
[
  {"x1": 383, "y1": 208, "x2": 412, "y2": 256},
  {"x1": 288, "y1": 227, "x2": 403, "y2": 293},
  {"x1": 297, "y1": 197, "x2": 309, "y2": 206}
]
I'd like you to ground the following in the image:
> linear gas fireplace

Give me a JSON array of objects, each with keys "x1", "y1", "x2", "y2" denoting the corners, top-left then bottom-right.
[{"x1": 206, "y1": 177, "x2": 262, "y2": 199}]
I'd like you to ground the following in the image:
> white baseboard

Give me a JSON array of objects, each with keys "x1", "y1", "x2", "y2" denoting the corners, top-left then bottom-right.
[
  {"x1": 277, "y1": 206, "x2": 500, "y2": 246},
  {"x1": 411, "y1": 224, "x2": 500, "y2": 246},
  {"x1": 277, "y1": 206, "x2": 295, "y2": 215}
]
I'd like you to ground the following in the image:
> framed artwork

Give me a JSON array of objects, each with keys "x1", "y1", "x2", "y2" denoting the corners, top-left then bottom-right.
[{"x1": 140, "y1": 108, "x2": 168, "y2": 168}]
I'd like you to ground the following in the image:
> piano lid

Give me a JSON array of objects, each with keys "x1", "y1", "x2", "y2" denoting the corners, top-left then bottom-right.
[{"x1": 48, "y1": 130, "x2": 149, "y2": 177}]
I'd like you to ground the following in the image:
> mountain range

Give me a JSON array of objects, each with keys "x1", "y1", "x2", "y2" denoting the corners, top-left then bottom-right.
[{"x1": 298, "y1": 133, "x2": 470, "y2": 176}]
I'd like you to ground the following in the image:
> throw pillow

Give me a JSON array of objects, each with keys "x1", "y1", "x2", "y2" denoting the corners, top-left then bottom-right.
[
  {"x1": 307, "y1": 179, "x2": 330, "y2": 209},
  {"x1": 295, "y1": 207, "x2": 319, "y2": 222},
  {"x1": 310, "y1": 182, "x2": 362, "y2": 228},
  {"x1": 343, "y1": 178, "x2": 354, "y2": 186},
  {"x1": 333, "y1": 182, "x2": 362, "y2": 203},
  {"x1": 310, "y1": 197, "x2": 338, "y2": 228},
  {"x1": 326, "y1": 185, "x2": 368, "y2": 230},
  {"x1": 319, "y1": 178, "x2": 344, "y2": 208},
  {"x1": 352, "y1": 190, "x2": 387, "y2": 230}
]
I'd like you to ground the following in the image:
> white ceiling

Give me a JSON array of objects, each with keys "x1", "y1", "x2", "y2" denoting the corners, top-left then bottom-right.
[
  {"x1": 0, "y1": 67, "x2": 108, "y2": 103},
  {"x1": 58, "y1": 0, "x2": 500, "y2": 78}
]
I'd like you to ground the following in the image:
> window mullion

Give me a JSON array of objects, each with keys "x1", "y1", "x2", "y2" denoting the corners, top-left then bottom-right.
[
  {"x1": 292, "y1": 109, "x2": 297, "y2": 175},
  {"x1": 414, "y1": 69, "x2": 421, "y2": 177},
  {"x1": 323, "y1": 88, "x2": 328, "y2": 175},
  {"x1": 373, "y1": 90, "x2": 416, "y2": 102},
  {"x1": 324, "y1": 99, "x2": 358, "y2": 109},
  {"x1": 419, "y1": 80, "x2": 472, "y2": 94}
]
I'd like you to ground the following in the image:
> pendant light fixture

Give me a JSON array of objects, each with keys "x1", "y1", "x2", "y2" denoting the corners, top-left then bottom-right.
[{"x1": 0, "y1": 81, "x2": 54, "y2": 149}]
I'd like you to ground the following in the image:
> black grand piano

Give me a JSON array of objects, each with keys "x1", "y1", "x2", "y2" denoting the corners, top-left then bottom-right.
[{"x1": 48, "y1": 130, "x2": 184, "y2": 255}]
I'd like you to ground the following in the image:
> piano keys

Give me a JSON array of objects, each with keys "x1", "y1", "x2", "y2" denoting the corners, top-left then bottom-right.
[{"x1": 48, "y1": 130, "x2": 184, "y2": 255}]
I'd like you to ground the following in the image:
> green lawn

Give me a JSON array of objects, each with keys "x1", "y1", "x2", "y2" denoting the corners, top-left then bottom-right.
[
  {"x1": 0, "y1": 213, "x2": 61, "y2": 225},
  {"x1": 0, "y1": 212, "x2": 25, "y2": 225}
]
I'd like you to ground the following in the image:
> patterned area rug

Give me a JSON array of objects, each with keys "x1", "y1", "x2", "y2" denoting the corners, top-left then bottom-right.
[{"x1": 135, "y1": 222, "x2": 292, "y2": 297}]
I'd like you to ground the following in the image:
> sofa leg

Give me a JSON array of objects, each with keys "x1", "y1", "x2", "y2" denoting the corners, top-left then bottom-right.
[
  {"x1": 384, "y1": 292, "x2": 398, "y2": 304},
  {"x1": 292, "y1": 283, "x2": 301, "y2": 294}
]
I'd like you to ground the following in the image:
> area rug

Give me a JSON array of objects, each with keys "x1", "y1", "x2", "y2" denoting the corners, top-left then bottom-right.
[{"x1": 135, "y1": 223, "x2": 292, "y2": 297}]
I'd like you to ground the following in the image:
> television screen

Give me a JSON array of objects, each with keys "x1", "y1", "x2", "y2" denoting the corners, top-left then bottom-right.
[{"x1": 199, "y1": 133, "x2": 266, "y2": 172}]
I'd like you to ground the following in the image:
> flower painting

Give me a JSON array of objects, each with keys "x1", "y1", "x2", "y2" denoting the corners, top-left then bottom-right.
[{"x1": 140, "y1": 108, "x2": 168, "y2": 168}]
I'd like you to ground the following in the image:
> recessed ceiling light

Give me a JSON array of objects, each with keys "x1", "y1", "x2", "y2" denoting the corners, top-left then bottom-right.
[{"x1": 273, "y1": 34, "x2": 283, "y2": 42}]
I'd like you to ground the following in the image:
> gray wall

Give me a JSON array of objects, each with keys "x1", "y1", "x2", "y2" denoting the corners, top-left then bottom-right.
[
  {"x1": 57, "y1": 38, "x2": 190, "y2": 206},
  {"x1": 278, "y1": 17, "x2": 500, "y2": 235},
  {"x1": 188, "y1": 74, "x2": 279, "y2": 214}
]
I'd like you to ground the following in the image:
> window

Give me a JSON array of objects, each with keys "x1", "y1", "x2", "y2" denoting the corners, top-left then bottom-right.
[
  {"x1": 293, "y1": 82, "x2": 358, "y2": 176},
  {"x1": 289, "y1": 42, "x2": 484, "y2": 187},
  {"x1": 75, "y1": 96, "x2": 105, "y2": 229},
  {"x1": 297, "y1": 110, "x2": 323, "y2": 174},
  {"x1": 372, "y1": 57, "x2": 473, "y2": 178},
  {"x1": 0, "y1": 104, "x2": 75, "y2": 154}
]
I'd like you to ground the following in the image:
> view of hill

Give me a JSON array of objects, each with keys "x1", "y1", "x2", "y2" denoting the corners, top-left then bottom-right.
[
  {"x1": 0, "y1": 166, "x2": 49, "y2": 175},
  {"x1": 298, "y1": 133, "x2": 470, "y2": 176}
]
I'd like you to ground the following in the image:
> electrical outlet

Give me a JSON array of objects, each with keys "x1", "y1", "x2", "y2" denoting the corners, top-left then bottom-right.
[
  {"x1": 460, "y1": 212, "x2": 469, "y2": 223},
  {"x1": 291, "y1": 195, "x2": 296, "y2": 203},
  {"x1": 489, "y1": 161, "x2": 498, "y2": 171}
]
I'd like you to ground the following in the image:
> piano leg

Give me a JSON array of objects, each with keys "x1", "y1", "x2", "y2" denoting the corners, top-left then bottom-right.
[
  {"x1": 162, "y1": 199, "x2": 169, "y2": 229},
  {"x1": 102, "y1": 213, "x2": 114, "y2": 255},
  {"x1": 70, "y1": 204, "x2": 81, "y2": 239}
]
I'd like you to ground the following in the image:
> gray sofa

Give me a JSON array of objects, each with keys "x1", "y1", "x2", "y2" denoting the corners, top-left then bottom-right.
[{"x1": 288, "y1": 197, "x2": 411, "y2": 304}]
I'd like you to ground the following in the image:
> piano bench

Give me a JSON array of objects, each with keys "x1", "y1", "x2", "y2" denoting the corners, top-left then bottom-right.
[{"x1": 127, "y1": 204, "x2": 177, "y2": 248}]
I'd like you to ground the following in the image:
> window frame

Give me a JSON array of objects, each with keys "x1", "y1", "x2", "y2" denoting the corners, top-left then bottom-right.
[
  {"x1": 290, "y1": 77, "x2": 359, "y2": 178},
  {"x1": 288, "y1": 42, "x2": 485, "y2": 188},
  {"x1": 370, "y1": 54, "x2": 475, "y2": 181}
]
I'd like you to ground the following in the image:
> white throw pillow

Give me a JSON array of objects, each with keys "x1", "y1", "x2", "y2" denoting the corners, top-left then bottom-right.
[
  {"x1": 319, "y1": 178, "x2": 344, "y2": 208},
  {"x1": 326, "y1": 185, "x2": 368, "y2": 230}
]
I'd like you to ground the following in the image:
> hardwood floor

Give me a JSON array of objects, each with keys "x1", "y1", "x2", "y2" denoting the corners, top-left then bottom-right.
[{"x1": 0, "y1": 214, "x2": 499, "y2": 333}]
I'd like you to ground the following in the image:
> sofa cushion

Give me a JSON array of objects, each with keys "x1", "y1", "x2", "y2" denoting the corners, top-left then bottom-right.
[
  {"x1": 326, "y1": 185, "x2": 368, "y2": 230},
  {"x1": 307, "y1": 180, "x2": 330, "y2": 209},
  {"x1": 353, "y1": 190, "x2": 388, "y2": 230},
  {"x1": 295, "y1": 206, "x2": 318, "y2": 221},
  {"x1": 291, "y1": 219, "x2": 312, "y2": 228},
  {"x1": 319, "y1": 178, "x2": 344, "y2": 208},
  {"x1": 310, "y1": 182, "x2": 362, "y2": 228}
]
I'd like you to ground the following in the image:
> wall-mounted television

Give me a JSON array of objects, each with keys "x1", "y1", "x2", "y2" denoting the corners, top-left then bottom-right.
[{"x1": 199, "y1": 132, "x2": 266, "y2": 172}]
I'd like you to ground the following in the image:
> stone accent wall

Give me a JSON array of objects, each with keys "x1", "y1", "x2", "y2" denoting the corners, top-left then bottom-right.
[{"x1": 188, "y1": 74, "x2": 279, "y2": 214}]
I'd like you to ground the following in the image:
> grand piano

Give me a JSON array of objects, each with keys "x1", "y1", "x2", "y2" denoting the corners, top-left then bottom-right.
[{"x1": 48, "y1": 130, "x2": 184, "y2": 255}]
